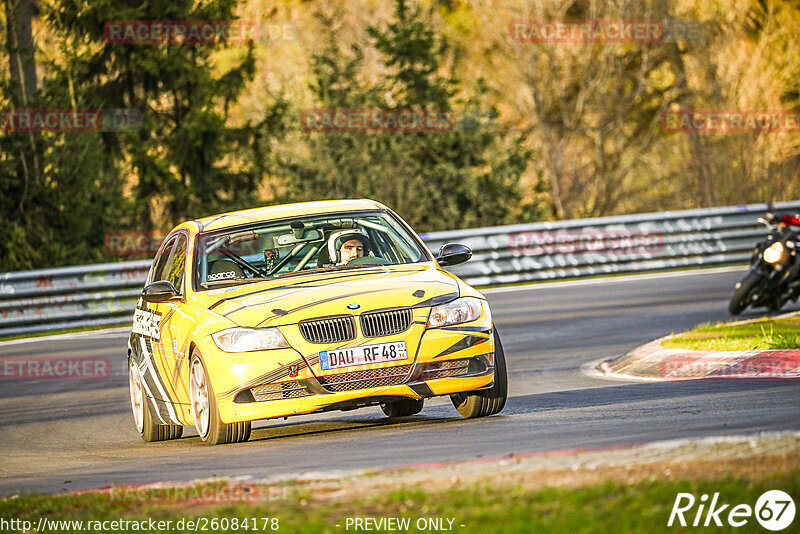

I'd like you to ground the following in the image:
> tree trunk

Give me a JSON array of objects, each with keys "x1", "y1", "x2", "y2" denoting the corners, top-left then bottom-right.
[
  {"x1": 525, "y1": 70, "x2": 567, "y2": 219},
  {"x1": 5, "y1": 0, "x2": 37, "y2": 104},
  {"x1": 5, "y1": 0, "x2": 41, "y2": 212},
  {"x1": 665, "y1": 41, "x2": 715, "y2": 207}
]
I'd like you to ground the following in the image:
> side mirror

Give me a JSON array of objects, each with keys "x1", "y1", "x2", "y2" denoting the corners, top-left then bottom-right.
[
  {"x1": 142, "y1": 280, "x2": 179, "y2": 303},
  {"x1": 436, "y1": 243, "x2": 472, "y2": 266}
]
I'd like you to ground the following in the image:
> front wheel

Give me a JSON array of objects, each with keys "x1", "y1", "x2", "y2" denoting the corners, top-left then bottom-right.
[
  {"x1": 129, "y1": 358, "x2": 183, "y2": 442},
  {"x1": 729, "y1": 271, "x2": 765, "y2": 315},
  {"x1": 190, "y1": 352, "x2": 251, "y2": 445},
  {"x1": 450, "y1": 327, "x2": 508, "y2": 419},
  {"x1": 380, "y1": 398, "x2": 424, "y2": 418},
  {"x1": 765, "y1": 293, "x2": 790, "y2": 313}
]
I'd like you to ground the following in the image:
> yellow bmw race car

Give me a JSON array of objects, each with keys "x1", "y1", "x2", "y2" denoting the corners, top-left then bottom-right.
[{"x1": 128, "y1": 199, "x2": 507, "y2": 445}]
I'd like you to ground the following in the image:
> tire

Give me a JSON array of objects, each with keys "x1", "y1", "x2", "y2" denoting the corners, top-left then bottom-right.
[
  {"x1": 380, "y1": 398, "x2": 424, "y2": 418},
  {"x1": 450, "y1": 326, "x2": 508, "y2": 419},
  {"x1": 728, "y1": 271, "x2": 764, "y2": 315},
  {"x1": 766, "y1": 294, "x2": 789, "y2": 313},
  {"x1": 128, "y1": 358, "x2": 183, "y2": 442},
  {"x1": 190, "y1": 351, "x2": 251, "y2": 445}
]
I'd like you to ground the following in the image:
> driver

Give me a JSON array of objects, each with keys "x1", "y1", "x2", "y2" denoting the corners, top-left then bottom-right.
[
  {"x1": 326, "y1": 229, "x2": 371, "y2": 266},
  {"x1": 338, "y1": 238, "x2": 365, "y2": 265}
]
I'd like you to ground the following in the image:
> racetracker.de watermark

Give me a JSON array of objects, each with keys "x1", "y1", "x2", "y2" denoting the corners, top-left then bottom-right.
[
  {"x1": 106, "y1": 482, "x2": 261, "y2": 505},
  {"x1": 657, "y1": 356, "x2": 800, "y2": 379},
  {"x1": 508, "y1": 228, "x2": 663, "y2": 256},
  {"x1": 104, "y1": 230, "x2": 263, "y2": 256},
  {"x1": 301, "y1": 109, "x2": 456, "y2": 132},
  {"x1": 0, "y1": 356, "x2": 111, "y2": 381},
  {"x1": 661, "y1": 109, "x2": 800, "y2": 134},
  {"x1": 104, "y1": 231, "x2": 167, "y2": 256},
  {"x1": 1, "y1": 109, "x2": 142, "y2": 132},
  {"x1": 509, "y1": 18, "x2": 703, "y2": 43},
  {"x1": 104, "y1": 20, "x2": 259, "y2": 45}
]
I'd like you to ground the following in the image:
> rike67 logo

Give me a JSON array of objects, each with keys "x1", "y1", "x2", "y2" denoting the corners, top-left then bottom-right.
[{"x1": 668, "y1": 490, "x2": 796, "y2": 531}]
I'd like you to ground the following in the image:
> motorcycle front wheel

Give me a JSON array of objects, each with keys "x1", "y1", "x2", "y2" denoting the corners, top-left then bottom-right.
[{"x1": 728, "y1": 271, "x2": 765, "y2": 315}]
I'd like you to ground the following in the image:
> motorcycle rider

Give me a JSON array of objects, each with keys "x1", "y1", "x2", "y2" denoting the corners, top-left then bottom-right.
[{"x1": 728, "y1": 207, "x2": 800, "y2": 314}]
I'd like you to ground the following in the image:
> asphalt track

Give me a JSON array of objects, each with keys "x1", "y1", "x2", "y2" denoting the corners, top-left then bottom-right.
[{"x1": 1, "y1": 267, "x2": 799, "y2": 495}]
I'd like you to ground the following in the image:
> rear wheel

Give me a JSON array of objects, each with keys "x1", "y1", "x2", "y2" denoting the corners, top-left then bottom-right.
[
  {"x1": 190, "y1": 351, "x2": 250, "y2": 445},
  {"x1": 729, "y1": 271, "x2": 764, "y2": 315},
  {"x1": 128, "y1": 358, "x2": 183, "y2": 442},
  {"x1": 450, "y1": 327, "x2": 508, "y2": 419},
  {"x1": 380, "y1": 398, "x2": 424, "y2": 418}
]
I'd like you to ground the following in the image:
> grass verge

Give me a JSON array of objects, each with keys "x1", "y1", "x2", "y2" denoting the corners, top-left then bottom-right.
[
  {"x1": 1, "y1": 469, "x2": 798, "y2": 533},
  {"x1": 662, "y1": 315, "x2": 800, "y2": 351}
]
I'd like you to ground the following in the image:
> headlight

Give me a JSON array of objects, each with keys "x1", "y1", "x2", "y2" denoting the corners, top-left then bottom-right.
[
  {"x1": 763, "y1": 242, "x2": 786, "y2": 264},
  {"x1": 427, "y1": 297, "x2": 483, "y2": 328},
  {"x1": 211, "y1": 327, "x2": 290, "y2": 352}
]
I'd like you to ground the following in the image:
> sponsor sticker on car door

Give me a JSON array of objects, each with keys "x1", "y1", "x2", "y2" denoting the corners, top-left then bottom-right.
[{"x1": 132, "y1": 307, "x2": 162, "y2": 341}]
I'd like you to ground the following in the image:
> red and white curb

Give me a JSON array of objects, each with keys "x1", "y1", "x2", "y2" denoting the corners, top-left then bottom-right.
[
  {"x1": 590, "y1": 311, "x2": 800, "y2": 381},
  {"x1": 595, "y1": 339, "x2": 800, "y2": 381}
]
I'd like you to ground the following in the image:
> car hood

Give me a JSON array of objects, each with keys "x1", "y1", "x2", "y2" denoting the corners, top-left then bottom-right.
[{"x1": 192, "y1": 263, "x2": 463, "y2": 327}]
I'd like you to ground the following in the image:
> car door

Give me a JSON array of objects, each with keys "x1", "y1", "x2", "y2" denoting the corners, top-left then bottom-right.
[
  {"x1": 152, "y1": 232, "x2": 195, "y2": 424},
  {"x1": 133, "y1": 234, "x2": 185, "y2": 424}
]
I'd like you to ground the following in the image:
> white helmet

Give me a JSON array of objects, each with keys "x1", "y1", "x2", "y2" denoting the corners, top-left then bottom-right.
[{"x1": 327, "y1": 229, "x2": 371, "y2": 263}]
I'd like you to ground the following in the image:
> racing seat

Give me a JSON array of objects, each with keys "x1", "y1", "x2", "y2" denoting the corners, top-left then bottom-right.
[
  {"x1": 316, "y1": 246, "x2": 334, "y2": 268},
  {"x1": 208, "y1": 259, "x2": 245, "y2": 280}
]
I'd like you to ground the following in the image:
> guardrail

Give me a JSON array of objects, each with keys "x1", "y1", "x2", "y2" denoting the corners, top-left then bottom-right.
[{"x1": 2, "y1": 201, "x2": 798, "y2": 336}]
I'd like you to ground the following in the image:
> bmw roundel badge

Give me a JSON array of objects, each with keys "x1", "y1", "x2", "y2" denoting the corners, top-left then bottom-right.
[{"x1": 347, "y1": 303, "x2": 361, "y2": 310}]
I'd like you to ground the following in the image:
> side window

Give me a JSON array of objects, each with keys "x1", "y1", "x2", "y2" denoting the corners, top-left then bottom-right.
[
  {"x1": 149, "y1": 237, "x2": 176, "y2": 284},
  {"x1": 165, "y1": 234, "x2": 188, "y2": 294}
]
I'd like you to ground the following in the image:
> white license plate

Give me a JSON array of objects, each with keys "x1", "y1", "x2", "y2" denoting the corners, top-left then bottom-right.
[{"x1": 319, "y1": 341, "x2": 408, "y2": 370}]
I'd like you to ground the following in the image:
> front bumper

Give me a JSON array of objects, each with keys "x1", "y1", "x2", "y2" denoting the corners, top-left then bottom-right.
[
  {"x1": 226, "y1": 366, "x2": 494, "y2": 423},
  {"x1": 196, "y1": 310, "x2": 495, "y2": 424}
]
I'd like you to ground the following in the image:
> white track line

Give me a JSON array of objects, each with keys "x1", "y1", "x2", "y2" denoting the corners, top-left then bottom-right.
[
  {"x1": 482, "y1": 265, "x2": 745, "y2": 294},
  {"x1": 0, "y1": 327, "x2": 131, "y2": 347}
]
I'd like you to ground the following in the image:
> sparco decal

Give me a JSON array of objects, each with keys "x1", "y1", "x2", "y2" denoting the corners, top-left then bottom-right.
[{"x1": 208, "y1": 271, "x2": 236, "y2": 281}]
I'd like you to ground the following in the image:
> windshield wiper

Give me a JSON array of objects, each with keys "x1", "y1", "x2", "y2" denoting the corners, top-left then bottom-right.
[
  {"x1": 201, "y1": 276, "x2": 273, "y2": 288},
  {"x1": 273, "y1": 264, "x2": 376, "y2": 279}
]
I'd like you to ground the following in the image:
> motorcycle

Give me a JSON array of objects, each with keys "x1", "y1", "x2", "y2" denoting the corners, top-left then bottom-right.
[{"x1": 728, "y1": 207, "x2": 800, "y2": 315}]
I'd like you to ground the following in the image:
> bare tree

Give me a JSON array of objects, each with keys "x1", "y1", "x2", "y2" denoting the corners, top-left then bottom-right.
[
  {"x1": 4, "y1": 0, "x2": 41, "y2": 210},
  {"x1": 504, "y1": 0, "x2": 680, "y2": 218}
]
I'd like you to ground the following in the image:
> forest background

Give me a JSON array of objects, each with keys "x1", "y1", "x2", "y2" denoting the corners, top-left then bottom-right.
[{"x1": 2, "y1": 0, "x2": 799, "y2": 270}]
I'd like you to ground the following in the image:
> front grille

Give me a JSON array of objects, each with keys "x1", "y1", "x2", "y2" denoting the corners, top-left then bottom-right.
[
  {"x1": 251, "y1": 381, "x2": 311, "y2": 401},
  {"x1": 299, "y1": 315, "x2": 356, "y2": 344},
  {"x1": 317, "y1": 364, "x2": 412, "y2": 392},
  {"x1": 360, "y1": 308, "x2": 412, "y2": 338},
  {"x1": 421, "y1": 359, "x2": 470, "y2": 379}
]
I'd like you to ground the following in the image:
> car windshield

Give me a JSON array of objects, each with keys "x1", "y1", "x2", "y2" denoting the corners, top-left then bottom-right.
[{"x1": 194, "y1": 210, "x2": 429, "y2": 289}]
